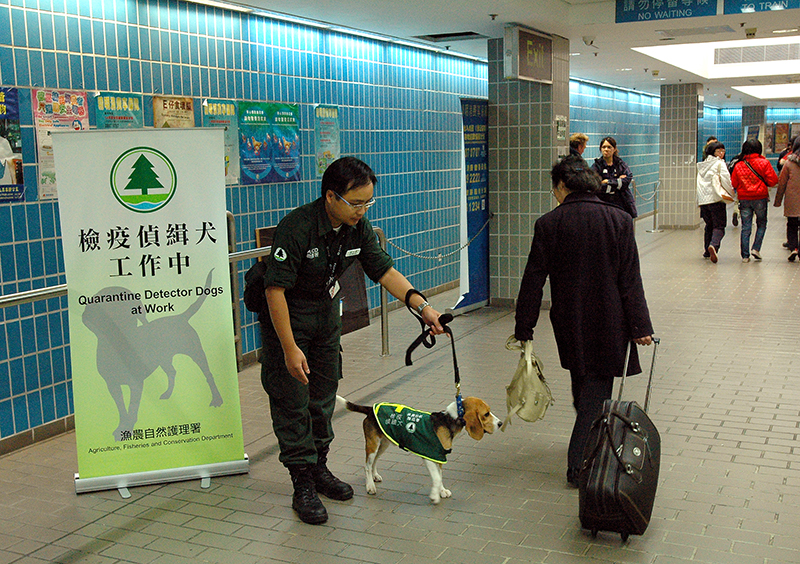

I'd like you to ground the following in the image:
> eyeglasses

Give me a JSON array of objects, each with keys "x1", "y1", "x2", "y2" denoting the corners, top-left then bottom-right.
[{"x1": 333, "y1": 191, "x2": 376, "y2": 210}]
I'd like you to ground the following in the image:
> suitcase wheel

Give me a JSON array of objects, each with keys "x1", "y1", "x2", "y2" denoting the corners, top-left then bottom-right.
[
  {"x1": 621, "y1": 532, "x2": 629, "y2": 542},
  {"x1": 591, "y1": 529, "x2": 598, "y2": 538}
]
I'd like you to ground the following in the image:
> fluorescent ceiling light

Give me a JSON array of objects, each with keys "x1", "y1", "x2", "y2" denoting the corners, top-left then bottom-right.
[
  {"x1": 633, "y1": 36, "x2": 800, "y2": 79},
  {"x1": 731, "y1": 83, "x2": 800, "y2": 99},
  {"x1": 189, "y1": 0, "x2": 252, "y2": 13}
]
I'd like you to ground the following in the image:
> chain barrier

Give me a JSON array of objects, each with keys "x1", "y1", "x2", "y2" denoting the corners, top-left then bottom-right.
[
  {"x1": 385, "y1": 214, "x2": 493, "y2": 261},
  {"x1": 632, "y1": 178, "x2": 658, "y2": 203}
]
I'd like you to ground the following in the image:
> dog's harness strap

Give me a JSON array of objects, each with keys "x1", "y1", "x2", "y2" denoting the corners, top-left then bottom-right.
[{"x1": 404, "y1": 290, "x2": 464, "y2": 418}]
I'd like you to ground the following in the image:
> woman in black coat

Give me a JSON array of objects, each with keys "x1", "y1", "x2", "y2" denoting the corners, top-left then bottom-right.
[
  {"x1": 591, "y1": 136, "x2": 638, "y2": 218},
  {"x1": 515, "y1": 155, "x2": 654, "y2": 486}
]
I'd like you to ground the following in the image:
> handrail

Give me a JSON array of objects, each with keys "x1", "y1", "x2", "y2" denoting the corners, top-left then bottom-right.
[{"x1": 0, "y1": 228, "x2": 392, "y2": 358}]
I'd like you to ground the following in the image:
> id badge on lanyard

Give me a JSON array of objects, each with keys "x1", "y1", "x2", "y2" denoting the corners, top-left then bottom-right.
[{"x1": 324, "y1": 236, "x2": 344, "y2": 300}]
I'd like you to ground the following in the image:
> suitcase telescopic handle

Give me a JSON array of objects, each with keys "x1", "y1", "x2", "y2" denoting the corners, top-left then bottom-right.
[{"x1": 617, "y1": 337, "x2": 660, "y2": 412}]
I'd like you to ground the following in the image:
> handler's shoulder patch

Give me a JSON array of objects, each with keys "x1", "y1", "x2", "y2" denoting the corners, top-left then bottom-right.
[{"x1": 273, "y1": 247, "x2": 287, "y2": 262}]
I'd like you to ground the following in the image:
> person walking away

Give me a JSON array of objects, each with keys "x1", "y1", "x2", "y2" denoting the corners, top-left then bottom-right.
[
  {"x1": 774, "y1": 137, "x2": 800, "y2": 261},
  {"x1": 260, "y1": 156, "x2": 445, "y2": 524},
  {"x1": 570, "y1": 133, "x2": 588, "y2": 157},
  {"x1": 515, "y1": 155, "x2": 654, "y2": 488},
  {"x1": 731, "y1": 139, "x2": 778, "y2": 262},
  {"x1": 696, "y1": 142, "x2": 734, "y2": 263},
  {"x1": 591, "y1": 136, "x2": 637, "y2": 218}
]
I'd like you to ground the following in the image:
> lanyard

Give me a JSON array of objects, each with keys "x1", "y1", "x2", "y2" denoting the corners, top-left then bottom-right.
[{"x1": 324, "y1": 231, "x2": 345, "y2": 297}]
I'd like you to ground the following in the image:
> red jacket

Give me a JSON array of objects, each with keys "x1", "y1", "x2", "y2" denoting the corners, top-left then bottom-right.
[{"x1": 732, "y1": 154, "x2": 778, "y2": 200}]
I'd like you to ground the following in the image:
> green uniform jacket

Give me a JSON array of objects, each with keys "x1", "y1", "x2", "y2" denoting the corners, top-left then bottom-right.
[
  {"x1": 264, "y1": 197, "x2": 393, "y2": 300},
  {"x1": 374, "y1": 403, "x2": 450, "y2": 464}
]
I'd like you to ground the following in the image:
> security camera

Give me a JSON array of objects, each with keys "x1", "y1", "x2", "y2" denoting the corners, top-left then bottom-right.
[
  {"x1": 745, "y1": 27, "x2": 756, "y2": 38},
  {"x1": 582, "y1": 36, "x2": 595, "y2": 46}
]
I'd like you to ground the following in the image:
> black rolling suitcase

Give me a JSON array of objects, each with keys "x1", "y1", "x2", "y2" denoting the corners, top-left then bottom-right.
[{"x1": 578, "y1": 338, "x2": 661, "y2": 541}]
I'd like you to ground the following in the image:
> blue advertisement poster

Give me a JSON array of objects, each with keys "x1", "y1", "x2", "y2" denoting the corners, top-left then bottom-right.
[
  {"x1": 95, "y1": 93, "x2": 144, "y2": 129},
  {"x1": 0, "y1": 88, "x2": 24, "y2": 202},
  {"x1": 454, "y1": 99, "x2": 489, "y2": 313},
  {"x1": 238, "y1": 102, "x2": 300, "y2": 185},
  {"x1": 616, "y1": 0, "x2": 717, "y2": 23}
]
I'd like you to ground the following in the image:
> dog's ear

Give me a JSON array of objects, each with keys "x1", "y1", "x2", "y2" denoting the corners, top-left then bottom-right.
[{"x1": 463, "y1": 398, "x2": 485, "y2": 440}]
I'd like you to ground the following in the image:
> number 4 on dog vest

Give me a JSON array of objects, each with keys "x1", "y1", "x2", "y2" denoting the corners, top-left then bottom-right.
[{"x1": 373, "y1": 403, "x2": 451, "y2": 464}]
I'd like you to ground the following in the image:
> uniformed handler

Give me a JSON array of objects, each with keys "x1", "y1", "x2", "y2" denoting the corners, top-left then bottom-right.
[{"x1": 260, "y1": 156, "x2": 445, "y2": 524}]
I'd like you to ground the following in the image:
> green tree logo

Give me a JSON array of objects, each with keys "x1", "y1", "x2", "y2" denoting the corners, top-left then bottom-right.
[
  {"x1": 125, "y1": 155, "x2": 163, "y2": 196},
  {"x1": 110, "y1": 147, "x2": 177, "y2": 213}
]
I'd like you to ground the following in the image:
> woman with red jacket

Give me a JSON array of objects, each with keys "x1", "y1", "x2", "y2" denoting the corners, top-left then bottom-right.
[{"x1": 731, "y1": 139, "x2": 778, "y2": 262}]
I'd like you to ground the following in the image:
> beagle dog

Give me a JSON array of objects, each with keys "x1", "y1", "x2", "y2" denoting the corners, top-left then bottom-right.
[{"x1": 336, "y1": 395, "x2": 502, "y2": 504}]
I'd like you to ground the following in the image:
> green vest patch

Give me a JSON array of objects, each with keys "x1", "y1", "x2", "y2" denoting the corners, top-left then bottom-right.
[{"x1": 373, "y1": 403, "x2": 451, "y2": 463}]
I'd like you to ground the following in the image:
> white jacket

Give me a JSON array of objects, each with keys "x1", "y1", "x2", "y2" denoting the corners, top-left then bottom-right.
[{"x1": 697, "y1": 155, "x2": 734, "y2": 206}]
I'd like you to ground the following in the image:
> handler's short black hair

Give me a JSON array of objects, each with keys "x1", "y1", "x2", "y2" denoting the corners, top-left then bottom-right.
[
  {"x1": 321, "y1": 156, "x2": 378, "y2": 198},
  {"x1": 551, "y1": 155, "x2": 601, "y2": 194}
]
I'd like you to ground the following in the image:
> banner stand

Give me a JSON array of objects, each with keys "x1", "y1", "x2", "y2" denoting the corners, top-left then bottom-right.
[{"x1": 75, "y1": 455, "x2": 249, "y2": 497}]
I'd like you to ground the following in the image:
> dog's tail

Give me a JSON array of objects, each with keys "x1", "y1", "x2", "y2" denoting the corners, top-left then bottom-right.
[
  {"x1": 182, "y1": 269, "x2": 214, "y2": 320},
  {"x1": 335, "y1": 395, "x2": 372, "y2": 416}
]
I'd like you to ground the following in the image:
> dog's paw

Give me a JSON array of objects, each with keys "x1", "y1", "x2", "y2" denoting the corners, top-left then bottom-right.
[
  {"x1": 372, "y1": 472, "x2": 382, "y2": 483},
  {"x1": 366, "y1": 481, "x2": 377, "y2": 495},
  {"x1": 439, "y1": 487, "x2": 451, "y2": 499},
  {"x1": 429, "y1": 491, "x2": 441, "y2": 505}
]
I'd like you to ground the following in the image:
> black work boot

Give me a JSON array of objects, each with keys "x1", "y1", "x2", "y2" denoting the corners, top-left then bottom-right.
[
  {"x1": 288, "y1": 465, "x2": 328, "y2": 524},
  {"x1": 312, "y1": 448, "x2": 354, "y2": 501}
]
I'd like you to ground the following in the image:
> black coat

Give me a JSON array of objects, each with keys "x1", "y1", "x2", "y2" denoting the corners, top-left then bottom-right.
[
  {"x1": 592, "y1": 156, "x2": 638, "y2": 218},
  {"x1": 514, "y1": 192, "x2": 653, "y2": 378}
]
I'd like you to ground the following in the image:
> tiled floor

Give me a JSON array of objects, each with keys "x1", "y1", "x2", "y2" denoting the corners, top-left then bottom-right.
[{"x1": 3, "y1": 213, "x2": 800, "y2": 564}]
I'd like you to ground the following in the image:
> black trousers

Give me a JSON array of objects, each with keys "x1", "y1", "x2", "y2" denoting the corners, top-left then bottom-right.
[
  {"x1": 699, "y1": 201, "x2": 727, "y2": 253},
  {"x1": 568, "y1": 372, "x2": 614, "y2": 472},
  {"x1": 787, "y1": 217, "x2": 800, "y2": 251}
]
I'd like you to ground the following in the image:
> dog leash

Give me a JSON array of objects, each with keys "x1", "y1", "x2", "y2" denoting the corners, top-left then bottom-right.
[{"x1": 404, "y1": 290, "x2": 464, "y2": 418}]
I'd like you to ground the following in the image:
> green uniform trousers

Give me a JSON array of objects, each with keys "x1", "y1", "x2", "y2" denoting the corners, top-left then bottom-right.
[{"x1": 260, "y1": 296, "x2": 342, "y2": 467}]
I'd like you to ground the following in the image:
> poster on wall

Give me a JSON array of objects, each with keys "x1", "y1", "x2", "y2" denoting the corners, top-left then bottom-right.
[
  {"x1": 745, "y1": 125, "x2": 760, "y2": 142},
  {"x1": 775, "y1": 123, "x2": 790, "y2": 152},
  {"x1": 314, "y1": 105, "x2": 340, "y2": 177},
  {"x1": 269, "y1": 104, "x2": 301, "y2": 182},
  {"x1": 52, "y1": 128, "x2": 247, "y2": 493},
  {"x1": 95, "y1": 93, "x2": 144, "y2": 129},
  {"x1": 202, "y1": 99, "x2": 240, "y2": 185},
  {"x1": 453, "y1": 99, "x2": 489, "y2": 314},
  {"x1": 32, "y1": 89, "x2": 90, "y2": 200},
  {"x1": 764, "y1": 123, "x2": 775, "y2": 154},
  {"x1": 0, "y1": 88, "x2": 24, "y2": 203},
  {"x1": 153, "y1": 96, "x2": 195, "y2": 128},
  {"x1": 792, "y1": 123, "x2": 800, "y2": 141}
]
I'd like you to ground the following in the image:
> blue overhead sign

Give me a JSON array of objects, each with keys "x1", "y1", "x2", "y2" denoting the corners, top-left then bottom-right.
[
  {"x1": 723, "y1": 0, "x2": 799, "y2": 13},
  {"x1": 616, "y1": 0, "x2": 717, "y2": 22}
]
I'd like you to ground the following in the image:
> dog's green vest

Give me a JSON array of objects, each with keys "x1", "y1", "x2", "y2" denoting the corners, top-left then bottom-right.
[{"x1": 373, "y1": 403, "x2": 450, "y2": 464}]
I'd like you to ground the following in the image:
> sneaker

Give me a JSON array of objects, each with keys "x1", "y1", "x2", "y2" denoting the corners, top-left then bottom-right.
[
  {"x1": 789, "y1": 249, "x2": 798, "y2": 262},
  {"x1": 742, "y1": 257, "x2": 750, "y2": 263},
  {"x1": 751, "y1": 249, "x2": 762, "y2": 261},
  {"x1": 784, "y1": 242, "x2": 791, "y2": 249},
  {"x1": 708, "y1": 245, "x2": 718, "y2": 264}
]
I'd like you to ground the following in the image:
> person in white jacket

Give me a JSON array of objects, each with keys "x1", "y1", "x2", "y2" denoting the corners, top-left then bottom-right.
[{"x1": 697, "y1": 141, "x2": 734, "y2": 263}]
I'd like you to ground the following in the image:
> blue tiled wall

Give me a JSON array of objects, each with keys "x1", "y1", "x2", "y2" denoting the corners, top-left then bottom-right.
[
  {"x1": 0, "y1": 0, "x2": 487, "y2": 440},
  {"x1": 569, "y1": 80, "x2": 660, "y2": 216}
]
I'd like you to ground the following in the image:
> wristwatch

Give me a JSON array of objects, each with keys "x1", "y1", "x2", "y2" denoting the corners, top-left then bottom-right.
[{"x1": 416, "y1": 301, "x2": 430, "y2": 315}]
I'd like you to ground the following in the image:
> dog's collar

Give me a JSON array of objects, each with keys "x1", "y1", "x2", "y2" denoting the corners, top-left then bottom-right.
[{"x1": 456, "y1": 394, "x2": 465, "y2": 419}]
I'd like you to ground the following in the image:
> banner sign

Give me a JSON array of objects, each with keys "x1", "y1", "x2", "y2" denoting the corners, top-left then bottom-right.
[
  {"x1": 203, "y1": 99, "x2": 240, "y2": 185},
  {"x1": 454, "y1": 99, "x2": 490, "y2": 313},
  {"x1": 616, "y1": 0, "x2": 717, "y2": 22},
  {"x1": 95, "y1": 92, "x2": 144, "y2": 129},
  {"x1": 724, "y1": 0, "x2": 799, "y2": 13},
  {"x1": 32, "y1": 88, "x2": 89, "y2": 199},
  {"x1": 314, "y1": 105, "x2": 341, "y2": 177},
  {"x1": 0, "y1": 88, "x2": 24, "y2": 203},
  {"x1": 153, "y1": 96, "x2": 195, "y2": 128},
  {"x1": 52, "y1": 128, "x2": 246, "y2": 491},
  {"x1": 239, "y1": 102, "x2": 301, "y2": 184}
]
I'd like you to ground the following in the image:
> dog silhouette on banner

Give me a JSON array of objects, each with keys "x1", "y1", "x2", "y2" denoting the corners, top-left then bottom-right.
[{"x1": 81, "y1": 270, "x2": 223, "y2": 441}]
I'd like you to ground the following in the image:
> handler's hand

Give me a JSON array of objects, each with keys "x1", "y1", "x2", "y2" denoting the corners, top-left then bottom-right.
[
  {"x1": 634, "y1": 335, "x2": 653, "y2": 346},
  {"x1": 422, "y1": 306, "x2": 445, "y2": 335},
  {"x1": 285, "y1": 345, "x2": 310, "y2": 385}
]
